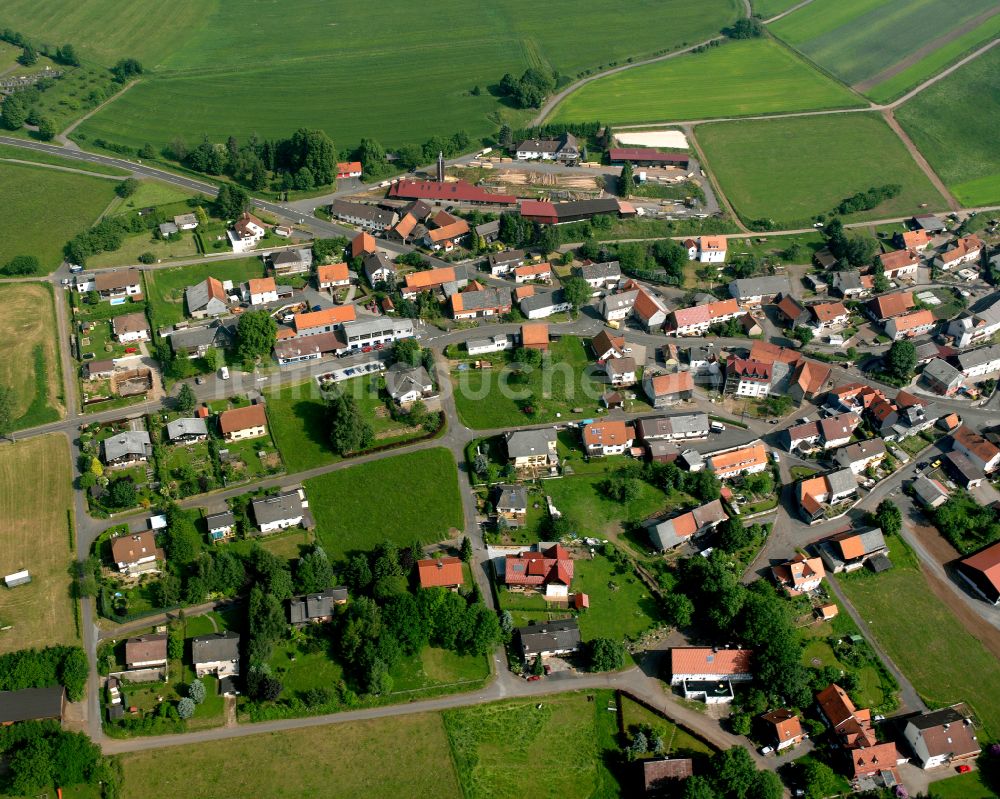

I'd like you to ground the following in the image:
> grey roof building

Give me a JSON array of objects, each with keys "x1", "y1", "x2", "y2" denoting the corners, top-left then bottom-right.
[
  {"x1": 825, "y1": 467, "x2": 859, "y2": 498},
  {"x1": 521, "y1": 289, "x2": 570, "y2": 318},
  {"x1": 169, "y1": 320, "x2": 236, "y2": 356},
  {"x1": 646, "y1": 499, "x2": 728, "y2": 551},
  {"x1": 635, "y1": 413, "x2": 709, "y2": 441},
  {"x1": 362, "y1": 251, "x2": 397, "y2": 286},
  {"x1": 0, "y1": 686, "x2": 64, "y2": 724},
  {"x1": 206, "y1": 511, "x2": 236, "y2": 531},
  {"x1": 272, "y1": 248, "x2": 312, "y2": 272},
  {"x1": 956, "y1": 344, "x2": 1000, "y2": 374},
  {"x1": 576, "y1": 260, "x2": 621, "y2": 283},
  {"x1": 833, "y1": 438, "x2": 887, "y2": 471},
  {"x1": 159, "y1": 221, "x2": 178, "y2": 237},
  {"x1": 831, "y1": 270, "x2": 864, "y2": 295},
  {"x1": 487, "y1": 249, "x2": 525, "y2": 272},
  {"x1": 102, "y1": 431, "x2": 152, "y2": 464},
  {"x1": 330, "y1": 200, "x2": 397, "y2": 229},
  {"x1": 911, "y1": 474, "x2": 949, "y2": 508},
  {"x1": 496, "y1": 484, "x2": 528, "y2": 513},
  {"x1": 504, "y1": 428, "x2": 557, "y2": 462},
  {"x1": 191, "y1": 632, "x2": 240, "y2": 666},
  {"x1": 384, "y1": 364, "x2": 433, "y2": 402},
  {"x1": 252, "y1": 490, "x2": 307, "y2": 530},
  {"x1": 922, "y1": 358, "x2": 964, "y2": 395},
  {"x1": 728, "y1": 276, "x2": 790, "y2": 301},
  {"x1": 185, "y1": 278, "x2": 231, "y2": 317},
  {"x1": 913, "y1": 214, "x2": 947, "y2": 233},
  {"x1": 165, "y1": 417, "x2": 208, "y2": 442},
  {"x1": 289, "y1": 587, "x2": 348, "y2": 624},
  {"x1": 517, "y1": 619, "x2": 581, "y2": 661}
]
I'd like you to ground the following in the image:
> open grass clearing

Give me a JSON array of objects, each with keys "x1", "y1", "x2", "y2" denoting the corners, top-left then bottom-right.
[
  {"x1": 770, "y1": 0, "x2": 998, "y2": 87},
  {"x1": 896, "y1": 45, "x2": 1000, "y2": 207},
  {"x1": 0, "y1": 161, "x2": 118, "y2": 270},
  {"x1": 0, "y1": 143, "x2": 130, "y2": 176},
  {"x1": 697, "y1": 113, "x2": 948, "y2": 229},
  {"x1": 930, "y1": 770, "x2": 997, "y2": 799},
  {"x1": 752, "y1": 0, "x2": 805, "y2": 17},
  {"x1": 0, "y1": 435, "x2": 77, "y2": 653},
  {"x1": 619, "y1": 695, "x2": 715, "y2": 758},
  {"x1": 552, "y1": 39, "x2": 863, "y2": 125},
  {"x1": 88, "y1": 228, "x2": 200, "y2": 269},
  {"x1": 119, "y1": 711, "x2": 462, "y2": 799},
  {"x1": 0, "y1": 283, "x2": 65, "y2": 430},
  {"x1": 142, "y1": 256, "x2": 264, "y2": 327},
  {"x1": 305, "y1": 448, "x2": 463, "y2": 561}
]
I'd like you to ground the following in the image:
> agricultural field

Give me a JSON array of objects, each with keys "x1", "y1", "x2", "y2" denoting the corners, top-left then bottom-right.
[
  {"x1": 119, "y1": 712, "x2": 463, "y2": 799},
  {"x1": 0, "y1": 283, "x2": 65, "y2": 430},
  {"x1": 552, "y1": 39, "x2": 863, "y2": 125},
  {"x1": 750, "y1": 0, "x2": 804, "y2": 17},
  {"x1": 769, "y1": 0, "x2": 999, "y2": 88},
  {"x1": 697, "y1": 113, "x2": 948, "y2": 229},
  {"x1": 304, "y1": 448, "x2": 463, "y2": 560},
  {"x1": 0, "y1": 143, "x2": 130, "y2": 176},
  {"x1": 895, "y1": 46, "x2": 1000, "y2": 207},
  {"x1": 60, "y1": 0, "x2": 740, "y2": 152},
  {"x1": 837, "y1": 535, "x2": 1000, "y2": 739},
  {"x1": 0, "y1": 435, "x2": 77, "y2": 653},
  {"x1": 142, "y1": 256, "x2": 264, "y2": 328},
  {"x1": 0, "y1": 162, "x2": 118, "y2": 270}
]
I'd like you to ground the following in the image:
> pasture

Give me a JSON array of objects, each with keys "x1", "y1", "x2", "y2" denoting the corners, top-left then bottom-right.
[
  {"x1": 697, "y1": 113, "x2": 948, "y2": 229},
  {"x1": 770, "y1": 0, "x2": 999, "y2": 87},
  {"x1": 0, "y1": 435, "x2": 77, "y2": 654},
  {"x1": 66, "y1": 0, "x2": 739, "y2": 151},
  {"x1": 895, "y1": 46, "x2": 1000, "y2": 206},
  {"x1": 0, "y1": 162, "x2": 118, "y2": 270},
  {"x1": 304, "y1": 448, "x2": 464, "y2": 560},
  {"x1": 0, "y1": 283, "x2": 65, "y2": 430},
  {"x1": 120, "y1": 712, "x2": 463, "y2": 799},
  {"x1": 552, "y1": 39, "x2": 863, "y2": 125},
  {"x1": 142, "y1": 256, "x2": 264, "y2": 327}
]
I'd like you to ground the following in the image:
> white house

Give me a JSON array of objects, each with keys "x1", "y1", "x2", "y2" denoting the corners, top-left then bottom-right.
[
  {"x1": 467, "y1": 334, "x2": 512, "y2": 356},
  {"x1": 604, "y1": 356, "x2": 637, "y2": 387},
  {"x1": 521, "y1": 290, "x2": 572, "y2": 320},
  {"x1": 582, "y1": 420, "x2": 635, "y2": 457},
  {"x1": 227, "y1": 212, "x2": 266, "y2": 253},
  {"x1": 697, "y1": 236, "x2": 727, "y2": 263},
  {"x1": 575, "y1": 261, "x2": 621, "y2": 291},
  {"x1": 110, "y1": 532, "x2": 160, "y2": 576},
  {"x1": 902, "y1": 708, "x2": 980, "y2": 770},
  {"x1": 246, "y1": 277, "x2": 278, "y2": 306},
  {"x1": 191, "y1": 632, "x2": 240, "y2": 679},
  {"x1": 935, "y1": 235, "x2": 983, "y2": 271},
  {"x1": 112, "y1": 312, "x2": 150, "y2": 344},
  {"x1": 956, "y1": 344, "x2": 1000, "y2": 378},
  {"x1": 600, "y1": 290, "x2": 637, "y2": 322},
  {"x1": 384, "y1": 364, "x2": 434, "y2": 405},
  {"x1": 252, "y1": 488, "x2": 308, "y2": 534}
]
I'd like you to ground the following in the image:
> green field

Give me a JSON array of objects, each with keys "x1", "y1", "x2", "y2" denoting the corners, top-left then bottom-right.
[
  {"x1": 0, "y1": 162, "x2": 117, "y2": 270},
  {"x1": 120, "y1": 712, "x2": 463, "y2": 799},
  {"x1": 837, "y1": 536, "x2": 1000, "y2": 739},
  {"x1": 770, "y1": 0, "x2": 999, "y2": 87},
  {"x1": 697, "y1": 113, "x2": 948, "y2": 228},
  {"x1": 895, "y1": 45, "x2": 1000, "y2": 206},
  {"x1": 930, "y1": 771, "x2": 998, "y2": 799},
  {"x1": 0, "y1": 143, "x2": 130, "y2": 176},
  {"x1": 751, "y1": 0, "x2": 805, "y2": 17},
  {"x1": 443, "y1": 691, "x2": 621, "y2": 799},
  {"x1": 571, "y1": 553, "x2": 663, "y2": 641},
  {"x1": 552, "y1": 39, "x2": 863, "y2": 125},
  {"x1": 304, "y1": 448, "x2": 463, "y2": 560},
  {"x1": 142, "y1": 256, "x2": 264, "y2": 327}
]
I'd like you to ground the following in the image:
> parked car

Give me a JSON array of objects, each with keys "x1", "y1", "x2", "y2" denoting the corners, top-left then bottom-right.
[
  {"x1": 957, "y1": 765, "x2": 972, "y2": 774},
  {"x1": 527, "y1": 675, "x2": 541, "y2": 682},
  {"x1": 759, "y1": 746, "x2": 774, "y2": 755}
]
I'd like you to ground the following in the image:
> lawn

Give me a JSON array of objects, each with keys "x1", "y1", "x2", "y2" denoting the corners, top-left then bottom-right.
[
  {"x1": 931, "y1": 770, "x2": 997, "y2": 799},
  {"x1": 0, "y1": 283, "x2": 65, "y2": 430},
  {"x1": 304, "y1": 448, "x2": 464, "y2": 560},
  {"x1": 66, "y1": 0, "x2": 739, "y2": 154},
  {"x1": 569, "y1": 552, "x2": 663, "y2": 641},
  {"x1": 119, "y1": 712, "x2": 463, "y2": 799},
  {"x1": 769, "y1": 0, "x2": 999, "y2": 87},
  {"x1": 0, "y1": 435, "x2": 77, "y2": 653},
  {"x1": 0, "y1": 161, "x2": 118, "y2": 270},
  {"x1": 543, "y1": 472, "x2": 677, "y2": 539},
  {"x1": 451, "y1": 336, "x2": 613, "y2": 429},
  {"x1": 619, "y1": 695, "x2": 715, "y2": 758},
  {"x1": 103, "y1": 179, "x2": 200, "y2": 215},
  {"x1": 443, "y1": 691, "x2": 621, "y2": 799},
  {"x1": 896, "y1": 45, "x2": 1000, "y2": 207},
  {"x1": 0, "y1": 142, "x2": 130, "y2": 176},
  {"x1": 552, "y1": 39, "x2": 863, "y2": 125},
  {"x1": 837, "y1": 535, "x2": 1000, "y2": 738},
  {"x1": 89, "y1": 228, "x2": 200, "y2": 269},
  {"x1": 142, "y1": 256, "x2": 264, "y2": 327},
  {"x1": 697, "y1": 113, "x2": 948, "y2": 229}
]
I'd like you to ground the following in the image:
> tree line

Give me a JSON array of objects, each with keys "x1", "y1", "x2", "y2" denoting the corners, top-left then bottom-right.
[
  {"x1": 0, "y1": 721, "x2": 116, "y2": 798},
  {"x1": 0, "y1": 645, "x2": 88, "y2": 702}
]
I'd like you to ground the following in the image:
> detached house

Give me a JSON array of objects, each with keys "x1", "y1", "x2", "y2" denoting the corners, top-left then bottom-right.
[
  {"x1": 336, "y1": 161, "x2": 362, "y2": 179},
  {"x1": 271, "y1": 248, "x2": 312, "y2": 276},
  {"x1": 724, "y1": 358, "x2": 771, "y2": 398},
  {"x1": 513, "y1": 262, "x2": 551, "y2": 283},
  {"x1": 251, "y1": 488, "x2": 309, "y2": 534},
  {"x1": 124, "y1": 635, "x2": 168, "y2": 671},
  {"x1": 771, "y1": 553, "x2": 825, "y2": 596},
  {"x1": 521, "y1": 289, "x2": 571, "y2": 320},
  {"x1": 921, "y1": 358, "x2": 964, "y2": 396},
  {"x1": 833, "y1": 439, "x2": 887, "y2": 474},
  {"x1": 885, "y1": 309, "x2": 934, "y2": 340},
  {"x1": 935, "y1": 234, "x2": 983, "y2": 271},
  {"x1": 646, "y1": 499, "x2": 727, "y2": 551},
  {"x1": 707, "y1": 443, "x2": 768, "y2": 480},
  {"x1": 797, "y1": 470, "x2": 859, "y2": 523},
  {"x1": 515, "y1": 132, "x2": 579, "y2": 163},
  {"x1": 951, "y1": 425, "x2": 1000, "y2": 473},
  {"x1": 246, "y1": 277, "x2": 278, "y2": 306},
  {"x1": 228, "y1": 212, "x2": 266, "y2": 253},
  {"x1": 110, "y1": 532, "x2": 161, "y2": 575},
  {"x1": 350, "y1": 231, "x2": 377, "y2": 260},
  {"x1": 695, "y1": 236, "x2": 727, "y2": 263},
  {"x1": 903, "y1": 707, "x2": 981, "y2": 769},
  {"x1": 775, "y1": 294, "x2": 809, "y2": 328},
  {"x1": 728, "y1": 276, "x2": 789, "y2": 307},
  {"x1": 166, "y1": 417, "x2": 209, "y2": 444},
  {"x1": 643, "y1": 372, "x2": 694, "y2": 407},
  {"x1": 95, "y1": 269, "x2": 142, "y2": 301},
  {"x1": 317, "y1": 262, "x2": 351, "y2": 289},
  {"x1": 487, "y1": 249, "x2": 525, "y2": 276},
  {"x1": 635, "y1": 413, "x2": 709, "y2": 442},
  {"x1": 604, "y1": 356, "x2": 637, "y2": 387},
  {"x1": 417, "y1": 557, "x2": 465, "y2": 591},
  {"x1": 819, "y1": 527, "x2": 888, "y2": 572},
  {"x1": 582, "y1": 420, "x2": 635, "y2": 457},
  {"x1": 218, "y1": 403, "x2": 268, "y2": 442},
  {"x1": 362, "y1": 252, "x2": 396, "y2": 287},
  {"x1": 667, "y1": 299, "x2": 741, "y2": 336},
  {"x1": 191, "y1": 632, "x2": 240, "y2": 679},
  {"x1": 289, "y1": 587, "x2": 348, "y2": 625},
  {"x1": 591, "y1": 330, "x2": 629, "y2": 361},
  {"x1": 668, "y1": 647, "x2": 752, "y2": 704},
  {"x1": 384, "y1": 364, "x2": 434, "y2": 405},
  {"x1": 878, "y1": 249, "x2": 920, "y2": 281},
  {"x1": 575, "y1": 260, "x2": 621, "y2": 292},
  {"x1": 102, "y1": 431, "x2": 152, "y2": 468},
  {"x1": 504, "y1": 544, "x2": 574, "y2": 601},
  {"x1": 504, "y1": 428, "x2": 558, "y2": 473},
  {"x1": 809, "y1": 301, "x2": 849, "y2": 331},
  {"x1": 206, "y1": 511, "x2": 236, "y2": 542},
  {"x1": 112, "y1": 312, "x2": 150, "y2": 344},
  {"x1": 495, "y1": 484, "x2": 528, "y2": 527},
  {"x1": 516, "y1": 619, "x2": 581, "y2": 661},
  {"x1": 450, "y1": 287, "x2": 511, "y2": 320},
  {"x1": 761, "y1": 709, "x2": 806, "y2": 751}
]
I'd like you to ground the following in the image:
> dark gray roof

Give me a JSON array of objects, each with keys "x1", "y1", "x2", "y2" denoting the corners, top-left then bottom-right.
[
  {"x1": 833, "y1": 438, "x2": 886, "y2": 467},
  {"x1": 856, "y1": 526, "x2": 887, "y2": 554},
  {"x1": 911, "y1": 475, "x2": 948, "y2": 506},
  {"x1": 914, "y1": 214, "x2": 946, "y2": 232},
  {"x1": 517, "y1": 618, "x2": 581, "y2": 657},
  {"x1": 825, "y1": 467, "x2": 858, "y2": 497},
  {"x1": 553, "y1": 198, "x2": 619, "y2": 218},
  {"x1": 191, "y1": 632, "x2": 240, "y2": 665},
  {"x1": 475, "y1": 220, "x2": 500, "y2": 237},
  {"x1": 206, "y1": 511, "x2": 235, "y2": 530},
  {"x1": 488, "y1": 249, "x2": 525, "y2": 269},
  {"x1": 908, "y1": 707, "x2": 968, "y2": 730},
  {"x1": 956, "y1": 344, "x2": 1000, "y2": 371},
  {"x1": 504, "y1": 428, "x2": 556, "y2": 459},
  {"x1": 330, "y1": 200, "x2": 396, "y2": 226},
  {"x1": 520, "y1": 289, "x2": 568, "y2": 315},
  {"x1": 496, "y1": 484, "x2": 528, "y2": 512},
  {"x1": 289, "y1": 587, "x2": 347, "y2": 623},
  {"x1": 272, "y1": 249, "x2": 311, "y2": 267},
  {"x1": 636, "y1": 413, "x2": 709, "y2": 440},
  {"x1": 384, "y1": 364, "x2": 432, "y2": 400},
  {"x1": 944, "y1": 450, "x2": 985, "y2": 484},
  {"x1": 166, "y1": 417, "x2": 208, "y2": 440},
  {"x1": 577, "y1": 261, "x2": 621, "y2": 281},
  {"x1": 252, "y1": 490, "x2": 305, "y2": 526},
  {"x1": 923, "y1": 358, "x2": 963, "y2": 386},
  {"x1": 832, "y1": 271, "x2": 863, "y2": 291},
  {"x1": 185, "y1": 278, "x2": 230, "y2": 313},
  {"x1": 169, "y1": 321, "x2": 236, "y2": 353},
  {"x1": 102, "y1": 431, "x2": 151, "y2": 462},
  {"x1": 0, "y1": 686, "x2": 63, "y2": 723},
  {"x1": 728, "y1": 276, "x2": 790, "y2": 299},
  {"x1": 455, "y1": 287, "x2": 510, "y2": 311},
  {"x1": 362, "y1": 251, "x2": 396, "y2": 284}
]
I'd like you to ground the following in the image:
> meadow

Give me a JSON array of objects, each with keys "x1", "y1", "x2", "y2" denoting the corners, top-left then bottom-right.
[
  {"x1": 0, "y1": 143, "x2": 129, "y2": 176},
  {"x1": 751, "y1": 0, "x2": 805, "y2": 18},
  {"x1": 696, "y1": 113, "x2": 948, "y2": 229},
  {"x1": 64, "y1": 0, "x2": 739, "y2": 152},
  {"x1": 142, "y1": 256, "x2": 264, "y2": 327},
  {"x1": 895, "y1": 46, "x2": 1000, "y2": 207},
  {"x1": 0, "y1": 435, "x2": 77, "y2": 653},
  {"x1": 119, "y1": 712, "x2": 463, "y2": 799},
  {"x1": 551, "y1": 39, "x2": 863, "y2": 125},
  {"x1": 304, "y1": 448, "x2": 464, "y2": 560},
  {"x1": 0, "y1": 283, "x2": 65, "y2": 430},
  {"x1": 769, "y1": 0, "x2": 999, "y2": 87},
  {"x1": 0, "y1": 162, "x2": 118, "y2": 270}
]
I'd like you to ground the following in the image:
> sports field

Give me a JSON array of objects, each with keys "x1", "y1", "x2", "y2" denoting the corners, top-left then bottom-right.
[
  {"x1": 895, "y1": 45, "x2": 1000, "y2": 206},
  {"x1": 0, "y1": 162, "x2": 118, "y2": 271},
  {"x1": 0, "y1": 435, "x2": 77, "y2": 654},
  {"x1": 770, "y1": 0, "x2": 999, "y2": 87},
  {"x1": 0, "y1": 283, "x2": 65, "y2": 430},
  {"x1": 697, "y1": 113, "x2": 948, "y2": 229},
  {"x1": 551, "y1": 39, "x2": 862, "y2": 125},
  {"x1": 60, "y1": 0, "x2": 738, "y2": 151}
]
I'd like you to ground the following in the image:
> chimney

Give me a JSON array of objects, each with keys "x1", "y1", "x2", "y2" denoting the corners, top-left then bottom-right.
[{"x1": 437, "y1": 151, "x2": 445, "y2": 183}]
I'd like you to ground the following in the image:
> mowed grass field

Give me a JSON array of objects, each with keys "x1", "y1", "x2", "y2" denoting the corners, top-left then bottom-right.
[
  {"x1": 697, "y1": 113, "x2": 948, "y2": 228},
  {"x1": 895, "y1": 45, "x2": 1000, "y2": 207},
  {"x1": 304, "y1": 448, "x2": 463, "y2": 560},
  {"x1": 66, "y1": 0, "x2": 739, "y2": 151},
  {"x1": 0, "y1": 283, "x2": 65, "y2": 430},
  {"x1": 751, "y1": 0, "x2": 804, "y2": 18},
  {"x1": 0, "y1": 162, "x2": 118, "y2": 271},
  {"x1": 770, "y1": 0, "x2": 999, "y2": 87},
  {"x1": 0, "y1": 436, "x2": 77, "y2": 654},
  {"x1": 120, "y1": 712, "x2": 463, "y2": 799},
  {"x1": 552, "y1": 39, "x2": 863, "y2": 125},
  {"x1": 142, "y1": 256, "x2": 264, "y2": 327},
  {"x1": 0, "y1": 143, "x2": 130, "y2": 176}
]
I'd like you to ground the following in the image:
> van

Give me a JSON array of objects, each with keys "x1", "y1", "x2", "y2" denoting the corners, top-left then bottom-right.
[
  {"x1": 69, "y1": 264, "x2": 83, "y2": 273},
  {"x1": 219, "y1": 366, "x2": 230, "y2": 380},
  {"x1": 606, "y1": 320, "x2": 621, "y2": 330},
  {"x1": 710, "y1": 421, "x2": 726, "y2": 433}
]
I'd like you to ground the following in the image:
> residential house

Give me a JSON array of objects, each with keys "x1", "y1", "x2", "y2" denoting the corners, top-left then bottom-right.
[
  {"x1": 643, "y1": 372, "x2": 695, "y2": 407},
  {"x1": 819, "y1": 527, "x2": 888, "y2": 572},
  {"x1": 271, "y1": 248, "x2": 312, "y2": 276},
  {"x1": 251, "y1": 488, "x2": 308, "y2": 534},
  {"x1": 635, "y1": 413, "x2": 709, "y2": 443},
  {"x1": 467, "y1": 334, "x2": 512, "y2": 356},
  {"x1": 521, "y1": 289, "x2": 571, "y2": 319},
  {"x1": 388, "y1": 213, "x2": 418, "y2": 243},
  {"x1": 94, "y1": 269, "x2": 142, "y2": 301},
  {"x1": 575, "y1": 260, "x2": 621, "y2": 292},
  {"x1": 956, "y1": 344, "x2": 1000, "y2": 378},
  {"x1": 85, "y1": 359, "x2": 116, "y2": 381},
  {"x1": 633, "y1": 288, "x2": 668, "y2": 331},
  {"x1": 168, "y1": 320, "x2": 236, "y2": 359},
  {"x1": 495, "y1": 484, "x2": 528, "y2": 527},
  {"x1": 504, "y1": 428, "x2": 558, "y2": 472},
  {"x1": 867, "y1": 291, "x2": 914, "y2": 322},
  {"x1": 935, "y1": 234, "x2": 983, "y2": 271},
  {"x1": 329, "y1": 200, "x2": 397, "y2": 232},
  {"x1": 911, "y1": 474, "x2": 949, "y2": 509},
  {"x1": 831, "y1": 270, "x2": 871, "y2": 298},
  {"x1": 112, "y1": 312, "x2": 150, "y2": 343},
  {"x1": 191, "y1": 632, "x2": 240, "y2": 678},
  {"x1": 724, "y1": 358, "x2": 772, "y2": 398},
  {"x1": 520, "y1": 322, "x2": 550, "y2": 351},
  {"x1": 788, "y1": 360, "x2": 833, "y2": 403},
  {"x1": 921, "y1": 358, "x2": 964, "y2": 396},
  {"x1": 848, "y1": 743, "x2": 903, "y2": 787},
  {"x1": 227, "y1": 212, "x2": 266, "y2": 253},
  {"x1": 165, "y1": 417, "x2": 208, "y2": 444},
  {"x1": 951, "y1": 425, "x2": 1000, "y2": 473},
  {"x1": 646, "y1": 499, "x2": 727, "y2": 551},
  {"x1": 640, "y1": 759, "x2": 694, "y2": 797},
  {"x1": 504, "y1": 544, "x2": 574, "y2": 601},
  {"x1": 0, "y1": 687, "x2": 65, "y2": 725},
  {"x1": 604, "y1": 356, "x2": 637, "y2": 387},
  {"x1": 362, "y1": 252, "x2": 397, "y2": 287},
  {"x1": 948, "y1": 296, "x2": 1000, "y2": 348},
  {"x1": 798, "y1": 470, "x2": 859, "y2": 523},
  {"x1": 274, "y1": 332, "x2": 344, "y2": 365},
  {"x1": 206, "y1": 511, "x2": 236, "y2": 542},
  {"x1": 668, "y1": 647, "x2": 752, "y2": 704},
  {"x1": 516, "y1": 619, "x2": 581, "y2": 661},
  {"x1": 110, "y1": 532, "x2": 161, "y2": 575},
  {"x1": 728, "y1": 276, "x2": 790, "y2": 306},
  {"x1": 878, "y1": 249, "x2": 920, "y2": 281},
  {"x1": 102, "y1": 431, "x2": 152, "y2": 468},
  {"x1": 246, "y1": 277, "x2": 278, "y2": 306},
  {"x1": 350, "y1": 231, "x2": 377, "y2": 260},
  {"x1": 894, "y1": 229, "x2": 932, "y2": 252},
  {"x1": 384, "y1": 364, "x2": 434, "y2": 405},
  {"x1": 761, "y1": 709, "x2": 806, "y2": 751},
  {"x1": 582, "y1": 420, "x2": 635, "y2": 457},
  {"x1": 600, "y1": 290, "x2": 638, "y2": 322},
  {"x1": 771, "y1": 553, "x2": 826, "y2": 596},
  {"x1": 785, "y1": 420, "x2": 821, "y2": 452},
  {"x1": 833, "y1": 439, "x2": 887, "y2": 474},
  {"x1": 819, "y1": 412, "x2": 861, "y2": 449},
  {"x1": 218, "y1": 403, "x2": 268, "y2": 442},
  {"x1": 487, "y1": 249, "x2": 525, "y2": 276},
  {"x1": 707, "y1": 443, "x2": 768, "y2": 480},
  {"x1": 450, "y1": 287, "x2": 511, "y2": 320},
  {"x1": 696, "y1": 236, "x2": 727, "y2": 263},
  {"x1": 956, "y1": 540, "x2": 1000, "y2": 605},
  {"x1": 667, "y1": 299, "x2": 741, "y2": 336},
  {"x1": 340, "y1": 318, "x2": 414, "y2": 351},
  {"x1": 591, "y1": 330, "x2": 628, "y2": 361},
  {"x1": 774, "y1": 293, "x2": 809, "y2": 328},
  {"x1": 185, "y1": 277, "x2": 231, "y2": 318},
  {"x1": 173, "y1": 213, "x2": 198, "y2": 231},
  {"x1": 475, "y1": 219, "x2": 500, "y2": 243},
  {"x1": 124, "y1": 635, "x2": 168, "y2": 670},
  {"x1": 515, "y1": 132, "x2": 579, "y2": 163},
  {"x1": 424, "y1": 218, "x2": 470, "y2": 251},
  {"x1": 316, "y1": 262, "x2": 350, "y2": 289},
  {"x1": 417, "y1": 557, "x2": 465, "y2": 591},
  {"x1": 289, "y1": 587, "x2": 348, "y2": 625},
  {"x1": 816, "y1": 683, "x2": 877, "y2": 749},
  {"x1": 809, "y1": 301, "x2": 849, "y2": 331},
  {"x1": 400, "y1": 266, "x2": 467, "y2": 299},
  {"x1": 885, "y1": 309, "x2": 935, "y2": 340},
  {"x1": 512, "y1": 262, "x2": 551, "y2": 283},
  {"x1": 903, "y1": 707, "x2": 981, "y2": 769},
  {"x1": 336, "y1": 161, "x2": 362, "y2": 179}
]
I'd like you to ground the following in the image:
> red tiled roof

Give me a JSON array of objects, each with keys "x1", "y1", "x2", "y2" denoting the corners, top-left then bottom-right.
[
  {"x1": 520, "y1": 323, "x2": 549, "y2": 347},
  {"x1": 868, "y1": 291, "x2": 914, "y2": 320},
  {"x1": 583, "y1": 420, "x2": 635, "y2": 448},
  {"x1": 248, "y1": 277, "x2": 276, "y2": 295},
  {"x1": 417, "y1": 557, "x2": 464, "y2": 588},
  {"x1": 647, "y1": 371, "x2": 694, "y2": 396},
  {"x1": 389, "y1": 179, "x2": 516, "y2": 205},
  {"x1": 317, "y1": 263, "x2": 349, "y2": 283},
  {"x1": 671, "y1": 299, "x2": 740, "y2": 329},
  {"x1": 891, "y1": 308, "x2": 934, "y2": 332},
  {"x1": 217, "y1": 403, "x2": 267, "y2": 435},
  {"x1": 609, "y1": 148, "x2": 689, "y2": 164},
  {"x1": 504, "y1": 545, "x2": 574, "y2": 587},
  {"x1": 405, "y1": 266, "x2": 456, "y2": 290},
  {"x1": 669, "y1": 647, "x2": 752, "y2": 677},
  {"x1": 294, "y1": 305, "x2": 356, "y2": 331},
  {"x1": 351, "y1": 231, "x2": 376, "y2": 258},
  {"x1": 726, "y1": 357, "x2": 772, "y2": 382}
]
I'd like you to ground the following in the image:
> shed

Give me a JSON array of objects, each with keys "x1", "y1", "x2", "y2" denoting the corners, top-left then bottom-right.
[{"x1": 4, "y1": 570, "x2": 31, "y2": 588}]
